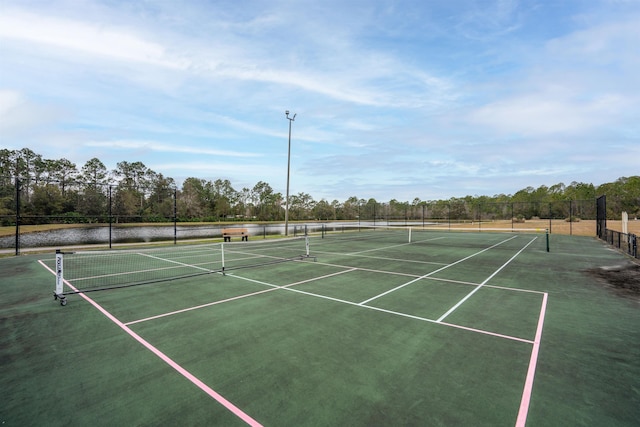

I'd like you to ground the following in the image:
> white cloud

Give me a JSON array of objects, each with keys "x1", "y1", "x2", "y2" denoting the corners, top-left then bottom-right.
[
  {"x1": 546, "y1": 16, "x2": 640, "y2": 66},
  {"x1": 86, "y1": 140, "x2": 261, "y2": 158},
  {"x1": 465, "y1": 10, "x2": 640, "y2": 137},
  {"x1": 0, "y1": 5, "x2": 456, "y2": 111},
  {"x1": 468, "y1": 90, "x2": 629, "y2": 135},
  {"x1": 0, "y1": 90, "x2": 64, "y2": 137},
  {"x1": 0, "y1": 10, "x2": 188, "y2": 69}
]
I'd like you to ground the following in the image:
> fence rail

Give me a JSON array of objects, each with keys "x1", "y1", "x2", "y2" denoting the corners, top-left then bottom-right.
[{"x1": 604, "y1": 229, "x2": 639, "y2": 259}]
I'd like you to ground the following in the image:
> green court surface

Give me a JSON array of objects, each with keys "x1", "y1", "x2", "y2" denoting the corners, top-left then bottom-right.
[{"x1": 1, "y1": 229, "x2": 639, "y2": 426}]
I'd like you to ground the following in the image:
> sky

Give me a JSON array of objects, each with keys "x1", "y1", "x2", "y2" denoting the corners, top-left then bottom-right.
[{"x1": 1, "y1": 0, "x2": 639, "y2": 202}]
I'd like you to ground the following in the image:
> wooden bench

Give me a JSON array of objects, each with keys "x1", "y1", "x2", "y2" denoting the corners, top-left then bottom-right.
[{"x1": 222, "y1": 228, "x2": 248, "y2": 242}]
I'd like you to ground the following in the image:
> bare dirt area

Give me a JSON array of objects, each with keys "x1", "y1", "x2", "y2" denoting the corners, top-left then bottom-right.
[{"x1": 588, "y1": 261, "x2": 640, "y2": 304}]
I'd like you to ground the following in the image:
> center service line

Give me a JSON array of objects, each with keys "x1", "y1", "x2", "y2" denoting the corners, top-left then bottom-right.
[
  {"x1": 358, "y1": 235, "x2": 519, "y2": 306},
  {"x1": 436, "y1": 236, "x2": 538, "y2": 323}
]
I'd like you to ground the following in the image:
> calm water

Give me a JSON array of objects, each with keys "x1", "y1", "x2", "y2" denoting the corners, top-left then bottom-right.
[{"x1": 0, "y1": 221, "x2": 427, "y2": 250}]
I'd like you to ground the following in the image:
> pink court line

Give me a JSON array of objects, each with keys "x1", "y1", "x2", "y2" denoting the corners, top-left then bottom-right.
[
  {"x1": 38, "y1": 260, "x2": 263, "y2": 427},
  {"x1": 515, "y1": 292, "x2": 548, "y2": 427}
]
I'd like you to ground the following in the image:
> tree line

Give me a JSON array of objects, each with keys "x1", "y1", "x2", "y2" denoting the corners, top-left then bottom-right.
[{"x1": 1, "y1": 148, "x2": 639, "y2": 225}]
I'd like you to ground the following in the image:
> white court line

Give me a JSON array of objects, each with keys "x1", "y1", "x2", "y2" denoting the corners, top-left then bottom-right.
[
  {"x1": 308, "y1": 258, "x2": 547, "y2": 295},
  {"x1": 312, "y1": 249, "x2": 449, "y2": 266},
  {"x1": 225, "y1": 271, "x2": 535, "y2": 344},
  {"x1": 138, "y1": 252, "x2": 217, "y2": 272},
  {"x1": 38, "y1": 260, "x2": 263, "y2": 427},
  {"x1": 358, "y1": 235, "x2": 519, "y2": 306},
  {"x1": 125, "y1": 286, "x2": 276, "y2": 326},
  {"x1": 346, "y1": 236, "x2": 445, "y2": 255},
  {"x1": 312, "y1": 259, "x2": 434, "y2": 278},
  {"x1": 125, "y1": 268, "x2": 357, "y2": 325},
  {"x1": 436, "y1": 236, "x2": 538, "y2": 323}
]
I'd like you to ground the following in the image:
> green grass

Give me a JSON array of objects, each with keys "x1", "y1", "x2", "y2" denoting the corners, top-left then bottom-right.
[{"x1": 1, "y1": 231, "x2": 639, "y2": 426}]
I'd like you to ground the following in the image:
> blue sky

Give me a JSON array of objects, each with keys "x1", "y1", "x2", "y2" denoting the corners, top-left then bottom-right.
[{"x1": 1, "y1": 0, "x2": 638, "y2": 202}]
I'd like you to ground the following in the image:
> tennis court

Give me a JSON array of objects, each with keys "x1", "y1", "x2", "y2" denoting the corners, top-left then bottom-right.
[{"x1": 2, "y1": 227, "x2": 639, "y2": 426}]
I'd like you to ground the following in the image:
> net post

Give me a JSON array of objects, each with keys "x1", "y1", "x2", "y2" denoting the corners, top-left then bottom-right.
[
  {"x1": 408, "y1": 227, "x2": 412, "y2": 243},
  {"x1": 221, "y1": 243, "x2": 226, "y2": 275},
  {"x1": 546, "y1": 229, "x2": 550, "y2": 252},
  {"x1": 305, "y1": 235, "x2": 310, "y2": 257},
  {"x1": 54, "y1": 249, "x2": 66, "y2": 305}
]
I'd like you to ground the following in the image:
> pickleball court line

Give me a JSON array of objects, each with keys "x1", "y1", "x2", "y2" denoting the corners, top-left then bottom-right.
[
  {"x1": 358, "y1": 235, "x2": 519, "y2": 305},
  {"x1": 346, "y1": 236, "x2": 446, "y2": 255},
  {"x1": 311, "y1": 249, "x2": 449, "y2": 266},
  {"x1": 306, "y1": 258, "x2": 547, "y2": 294},
  {"x1": 224, "y1": 272, "x2": 535, "y2": 344},
  {"x1": 127, "y1": 255, "x2": 543, "y2": 329},
  {"x1": 124, "y1": 267, "x2": 357, "y2": 325},
  {"x1": 436, "y1": 236, "x2": 538, "y2": 323},
  {"x1": 38, "y1": 260, "x2": 263, "y2": 427}
]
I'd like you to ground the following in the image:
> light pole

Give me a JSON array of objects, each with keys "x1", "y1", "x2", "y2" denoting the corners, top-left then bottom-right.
[{"x1": 285, "y1": 110, "x2": 296, "y2": 236}]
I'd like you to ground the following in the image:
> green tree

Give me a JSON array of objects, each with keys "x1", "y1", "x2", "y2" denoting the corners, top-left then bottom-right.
[
  {"x1": 75, "y1": 158, "x2": 110, "y2": 219},
  {"x1": 313, "y1": 199, "x2": 333, "y2": 220},
  {"x1": 81, "y1": 158, "x2": 109, "y2": 186},
  {"x1": 112, "y1": 161, "x2": 153, "y2": 218},
  {"x1": 251, "y1": 181, "x2": 280, "y2": 220},
  {"x1": 210, "y1": 179, "x2": 236, "y2": 219},
  {"x1": 178, "y1": 178, "x2": 207, "y2": 219},
  {"x1": 147, "y1": 172, "x2": 175, "y2": 219},
  {"x1": 31, "y1": 184, "x2": 64, "y2": 216}
]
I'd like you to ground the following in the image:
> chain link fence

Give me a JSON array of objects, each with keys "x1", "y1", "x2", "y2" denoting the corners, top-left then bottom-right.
[{"x1": 2, "y1": 175, "x2": 637, "y2": 255}]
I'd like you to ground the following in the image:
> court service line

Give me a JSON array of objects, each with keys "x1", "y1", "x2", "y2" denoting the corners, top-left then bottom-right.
[
  {"x1": 226, "y1": 271, "x2": 534, "y2": 344},
  {"x1": 347, "y1": 237, "x2": 446, "y2": 255},
  {"x1": 312, "y1": 259, "x2": 433, "y2": 278},
  {"x1": 516, "y1": 292, "x2": 548, "y2": 427},
  {"x1": 312, "y1": 258, "x2": 547, "y2": 295},
  {"x1": 38, "y1": 260, "x2": 263, "y2": 427},
  {"x1": 310, "y1": 259, "x2": 546, "y2": 295},
  {"x1": 436, "y1": 236, "x2": 538, "y2": 323},
  {"x1": 358, "y1": 235, "x2": 519, "y2": 306},
  {"x1": 139, "y1": 252, "x2": 215, "y2": 273},
  {"x1": 125, "y1": 286, "x2": 277, "y2": 325},
  {"x1": 125, "y1": 268, "x2": 357, "y2": 325},
  {"x1": 312, "y1": 249, "x2": 449, "y2": 266}
]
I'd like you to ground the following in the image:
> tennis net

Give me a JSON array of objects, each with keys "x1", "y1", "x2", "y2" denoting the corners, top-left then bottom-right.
[
  {"x1": 53, "y1": 236, "x2": 312, "y2": 305},
  {"x1": 312, "y1": 224, "x2": 549, "y2": 250}
]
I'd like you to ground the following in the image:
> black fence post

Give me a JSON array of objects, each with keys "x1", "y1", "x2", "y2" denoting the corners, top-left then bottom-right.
[
  {"x1": 173, "y1": 188, "x2": 177, "y2": 245},
  {"x1": 569, "y1": 200, "x2": 573, "y2": 236},
  {"x1": 108, "y1": 185, "x2": 113, "y2": 249},
  {"x1": 15, "y1": 177, "x2": 20, "y2": 256}
]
